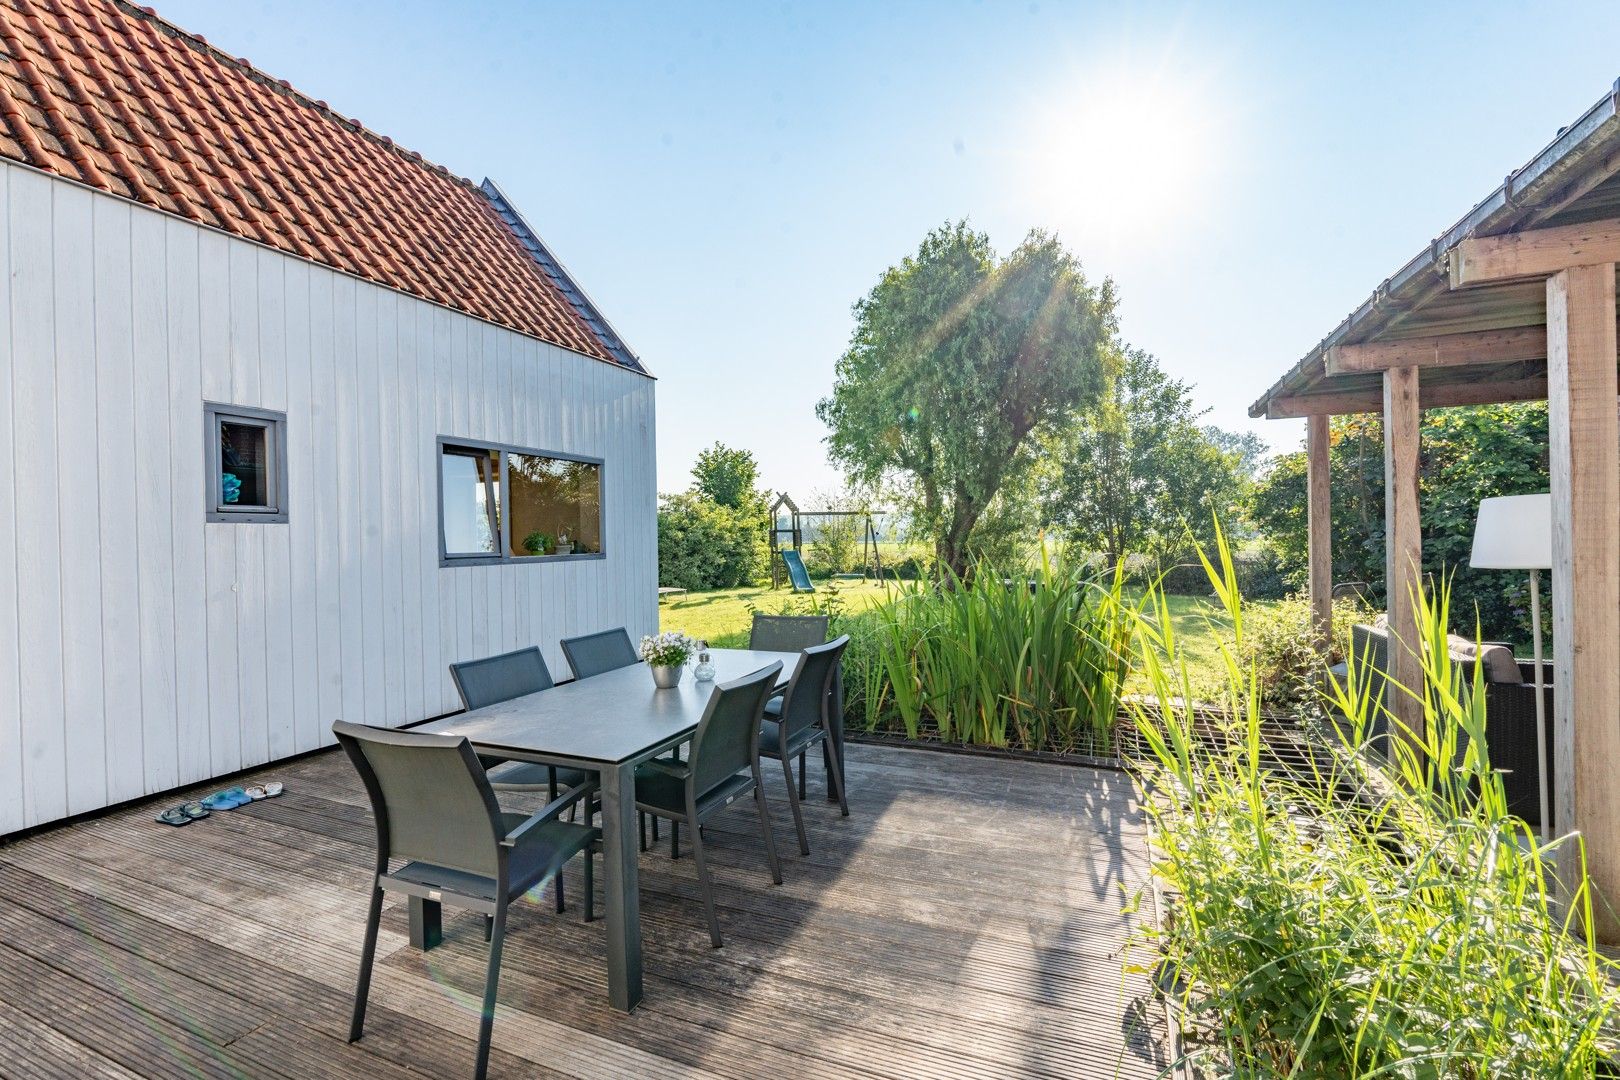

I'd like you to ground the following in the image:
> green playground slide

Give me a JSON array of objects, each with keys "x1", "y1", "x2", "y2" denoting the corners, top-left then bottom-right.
[{"x1": 780, "y1": 549, "x2": 815, "y2": 592}]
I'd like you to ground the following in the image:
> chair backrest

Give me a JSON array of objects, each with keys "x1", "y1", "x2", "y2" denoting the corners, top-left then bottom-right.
[
  {"x1": 449, "y1": 646, "x2": 554, "y2": 711},
  {"x1": 777, "y1": 635, "x2": 850, "y2": 742},
  {"x1": 333, "y1": 720, "x2": 505, "y2": 879},
  {"x1": 749, "y1": 613, "x2": 829, "y2": 652},
  {"x1": 687, "y1": 662, "x2": 783, "y2": 799},
  {"x1": 560, "y1": 628, "x2": 638, "y2": 680}
]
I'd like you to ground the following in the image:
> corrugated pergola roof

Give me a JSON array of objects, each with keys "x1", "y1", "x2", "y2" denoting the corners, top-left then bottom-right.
[{"x1": 1251, "y1": 80, "x2": 1620, "y2": 419}]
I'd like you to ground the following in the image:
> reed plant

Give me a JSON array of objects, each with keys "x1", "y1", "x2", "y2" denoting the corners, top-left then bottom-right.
[
  {"x1": 844, "y1": 543, "x2": 1139, "y2": 753},
  {"x1": 1129, "y1": 524, "x2": 1620, "y2": 1077}
]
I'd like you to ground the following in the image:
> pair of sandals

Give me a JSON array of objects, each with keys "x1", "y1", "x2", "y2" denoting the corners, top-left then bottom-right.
[{"x1": 155, "y1": 782, "x2": 284, "y2": 826}]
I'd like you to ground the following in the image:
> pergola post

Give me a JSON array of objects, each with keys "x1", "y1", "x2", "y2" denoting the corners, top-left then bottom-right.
[
  {"x1": 1306, "y1": 414, "x2": 1332, "y2": 652},
  {"x1": 1382, "y1": 366, "x2": 1424, "y2": 748},
  {"x1": 1546, "y1": 263, "x2": 1620, "y2": 940}
]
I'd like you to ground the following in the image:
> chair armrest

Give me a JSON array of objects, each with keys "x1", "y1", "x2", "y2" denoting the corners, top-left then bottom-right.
[
  {"x1": 642, "y1": 757, "x2": 690, "y2": 780},
  {"x1": 501, "y1": 781, "x2": 592, "y2": 848}
]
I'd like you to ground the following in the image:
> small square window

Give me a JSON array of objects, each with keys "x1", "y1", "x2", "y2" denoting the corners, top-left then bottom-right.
[{"x1": 206, "y1": 403, "x2": 287, "y2": 522}]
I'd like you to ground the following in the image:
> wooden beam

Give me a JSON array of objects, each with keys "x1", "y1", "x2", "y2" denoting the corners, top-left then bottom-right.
[
  {"x1": 1306, "y1": 415, "x2": 1332, "y2": 653},
  {"x1": 1450, "y1": 220, "x2": 1620, "y2": 287},
  {"x1": 1325, "y1": 325, "x2": 1549, "y2": 374},
  {"x1": 1382, "y1": 366, "x2": 1424, "y2": 752},
  {"x1": 1546, "y1": 262, "x2": 1620, "y2": 941},
  {"x1": 1265, "y1": 375, "x2": 1549, "y2": 419}
]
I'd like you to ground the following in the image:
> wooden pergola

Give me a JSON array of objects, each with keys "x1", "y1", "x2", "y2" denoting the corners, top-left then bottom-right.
[{"x1": 1251, "y1": 82, "x2": 1620, "y2": 939}]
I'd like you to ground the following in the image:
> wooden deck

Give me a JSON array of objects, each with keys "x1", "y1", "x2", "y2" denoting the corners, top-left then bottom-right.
[{"x1": 0, "y1": 742, "x2": 1167, "y2": 1079}]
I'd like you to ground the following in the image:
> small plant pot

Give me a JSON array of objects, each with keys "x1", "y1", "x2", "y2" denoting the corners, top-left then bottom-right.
[
  {"x1": 556, "y1": 544, "x2": 574, "y2": 556},
  {"x1": 650, "y1": 664, "x2": 684, "y2": 689}
]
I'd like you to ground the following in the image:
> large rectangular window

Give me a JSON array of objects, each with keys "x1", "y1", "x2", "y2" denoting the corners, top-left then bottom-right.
[
  {"x1": 206, "y1": 402, "x2": 287, "y2": 522},
  {"x1": 438, "y1": 438, "x2": 603, "y2": 564},
  {"x1": 509, "y1": 452, "x2": 602, "y2": 558}
]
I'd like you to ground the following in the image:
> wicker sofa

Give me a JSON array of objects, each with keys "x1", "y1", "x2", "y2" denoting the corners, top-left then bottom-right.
[{"x1": 1341, "y1": 623, "x2": 1554, "y2": 827}]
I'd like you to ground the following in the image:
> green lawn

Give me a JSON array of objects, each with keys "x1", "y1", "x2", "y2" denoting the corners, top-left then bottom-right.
[
  {"x1": 658, "y1": 578, "x2": 899, "y2": 648},
  {"x1": 660, "y1": 578, "x2": 1250, "y2": 688}
]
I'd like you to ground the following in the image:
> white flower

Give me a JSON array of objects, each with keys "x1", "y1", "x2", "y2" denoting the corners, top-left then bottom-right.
[{"x1": 639, "y1": 631, "x2": 696, "y2": 667}]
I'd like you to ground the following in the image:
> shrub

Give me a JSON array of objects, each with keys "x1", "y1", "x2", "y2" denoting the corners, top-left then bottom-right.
[
  {"x1": 845, "y1": 547, "x2": 1140, "y2": 754},
  {"x1": 657, "y1": 492, "x2": 763, "y2": 591},
  {"x1": 1129, "y1": 529, "x2": 1620, "y2": 1077},
  {"x1": 806, "y1": 514, "x2": 859, "y2": 576},
  {"x1": 1222, "y1": 592, "x2": 1373, "y2": 710}
]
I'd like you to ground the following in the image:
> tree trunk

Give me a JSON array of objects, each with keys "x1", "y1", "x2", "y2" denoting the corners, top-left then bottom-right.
[{"x1": 936, "y1": 505, "x2": 979, "y2": 582}]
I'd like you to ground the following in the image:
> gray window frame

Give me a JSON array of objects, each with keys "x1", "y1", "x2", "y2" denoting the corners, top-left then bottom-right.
[
  {"x1": 205, "y1": 402, "x2": 288, "y2": 523},
  {"x1": 436, "y1": 435, "x2": 606, "y2": 567}
]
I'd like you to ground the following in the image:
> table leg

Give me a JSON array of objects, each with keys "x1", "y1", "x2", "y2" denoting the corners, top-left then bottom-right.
[
  {"x1": 408, "y1": 896, "x2": 442, "y2": 951},
  {"x1": 600, "y1": 760, "x2": 643, "y2": 1011}
]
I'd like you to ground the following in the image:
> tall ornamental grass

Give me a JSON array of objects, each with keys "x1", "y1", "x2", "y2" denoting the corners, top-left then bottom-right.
[
  {"x1": 1129, "y1": 526, "x2": 1620, "y2": 1077},
  {"x1": 844, "y1": 546, "x2": 1138, "y2": 753}
]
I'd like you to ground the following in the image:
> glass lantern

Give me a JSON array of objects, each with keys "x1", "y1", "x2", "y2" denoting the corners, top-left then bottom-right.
[{"x1": 693, "y1": 641, "x2": 716, "y2": 682}]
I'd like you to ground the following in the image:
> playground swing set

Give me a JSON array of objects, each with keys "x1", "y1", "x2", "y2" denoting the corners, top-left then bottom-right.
[{"x1": 769, "y1": 492, "x2": 884, "y2": 592}]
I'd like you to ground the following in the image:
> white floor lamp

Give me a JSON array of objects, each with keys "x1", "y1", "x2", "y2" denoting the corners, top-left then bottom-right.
[{"x1": 1470, "y1": 493, "x2": 1553, "y2": 836}]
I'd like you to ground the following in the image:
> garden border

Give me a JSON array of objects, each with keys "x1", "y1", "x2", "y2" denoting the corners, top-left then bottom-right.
[{"x1": 844, "y1": 730, "x2": 1127, "y2": 771}]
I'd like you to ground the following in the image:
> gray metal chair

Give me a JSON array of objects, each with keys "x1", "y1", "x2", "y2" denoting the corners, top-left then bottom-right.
[
  {"x1": 761, "y1": 636, "x2": 851, "y2": 854},
  {"x1": 334, "y1": 719, "x2": 596, "y2": 1080},
  {"x1": 757, "y1": 616, "x2": 848, "y2": 806},
  {"x1": 748, "y1": 613, "x2": 829, "y2": 652},
  {"x1": 450, "y1": 648, "x2": 593, "y2": 809},
  {"x1": 633, "y1": 662, "x2": 784, "y2": 948},
  {"x1": 751, "y1": 613, "x2": 829, "y2": 747},
  {"x1": 560, "y1": 627, "x2": 638, "y2": 680}
]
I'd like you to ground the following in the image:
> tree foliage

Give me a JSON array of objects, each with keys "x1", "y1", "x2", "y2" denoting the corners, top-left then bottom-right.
[
  {"x1": 656, "y1": 491, "x2": 763, "y2": 591},
  {"x1": 1248, "y1": 403, "x2": 1550, "y2": 645},
  {"x1": 658, "y1": 444, "x2": 769, "y2": 591},
  {"x1": 691, "y1": 442, "x2": 765, "y2": 513},
  {"x1": 817, "y1": 221, "x2": 1117, "y2": 576},
  {"x1": 1044, "y1": 348, "x2": 1250, "y2": 565}
]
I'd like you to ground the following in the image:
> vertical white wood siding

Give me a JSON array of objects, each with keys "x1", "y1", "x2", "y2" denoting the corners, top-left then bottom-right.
[{"x1": 0, "y1": 161, "x2": 659, "y2": 834}]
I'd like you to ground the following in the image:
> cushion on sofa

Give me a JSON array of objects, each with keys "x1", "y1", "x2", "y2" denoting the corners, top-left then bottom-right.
[{"x1": 1445, "y1": 634, "x2": 1522, "y2": 685}]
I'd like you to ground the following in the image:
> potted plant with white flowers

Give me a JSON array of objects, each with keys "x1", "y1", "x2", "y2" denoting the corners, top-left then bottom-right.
[{"x1": 639, "y1": 631, "x2": 697, "y2": 689}]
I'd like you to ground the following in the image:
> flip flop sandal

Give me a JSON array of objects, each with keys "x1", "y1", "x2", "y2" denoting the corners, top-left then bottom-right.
[
  {"x1": 243, "y1": 786, "x2": 268, "y2": 801},
  {"x1": 263, "y1": 782, "x2": 284, "y2": 798},
  {"x1": 180, "y1": 801, "x2": 211, "y2": 820},
  {"x1": 156, "y1": 807, "x2": 191, "y2": 827},
  {"x1": 201, "y1": 787, "x2": 250, "y2": 811}
]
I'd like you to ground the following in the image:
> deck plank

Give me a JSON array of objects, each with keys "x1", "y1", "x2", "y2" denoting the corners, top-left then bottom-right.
[{"x1": 0, "y1": 742, "x2": 1165, "y2": 1078}]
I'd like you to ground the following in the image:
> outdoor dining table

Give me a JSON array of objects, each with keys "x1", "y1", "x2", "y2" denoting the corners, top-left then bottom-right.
[{"x1": 414, "y1": 647, "x2": 803, "y2": 1011}]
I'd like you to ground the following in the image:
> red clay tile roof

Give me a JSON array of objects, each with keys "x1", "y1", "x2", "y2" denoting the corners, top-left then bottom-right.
[{"x1": 0, "y1": 0, "x2": 632, "y2": 367}]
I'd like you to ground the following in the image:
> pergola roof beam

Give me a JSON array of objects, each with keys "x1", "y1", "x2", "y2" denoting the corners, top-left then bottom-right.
[
  {"x1": 1325, "y1": 325, "x2": 1549, "y2": 374},
  {"x1": 1264, "y1": 374, "x2": 1550, "y2": 419},
  {"x1": 1450, "y1": 220, "x2": 1620, "y2": 287}
]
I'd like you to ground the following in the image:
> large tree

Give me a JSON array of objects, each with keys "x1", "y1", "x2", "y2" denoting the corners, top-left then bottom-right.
[
  {"x1": 817, "y1": 222, "x2": 1117, "y2": 576},
  {"x1": 1043, "y1": 347, "x2": 1248, "y2": 564},
  {"x1": 691, "y1": 442, "x2": 765, "y2": 512}
]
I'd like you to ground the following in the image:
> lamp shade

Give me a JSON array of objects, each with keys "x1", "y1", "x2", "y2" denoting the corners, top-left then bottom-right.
[{"x1": 1470, "y1": 493, "x2": 1552, "y2": 570}]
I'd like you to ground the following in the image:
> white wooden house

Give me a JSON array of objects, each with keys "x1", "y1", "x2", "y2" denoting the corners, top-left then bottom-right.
[{"x1": 0, "y1": 0, "x2": 657, "y2": 834}]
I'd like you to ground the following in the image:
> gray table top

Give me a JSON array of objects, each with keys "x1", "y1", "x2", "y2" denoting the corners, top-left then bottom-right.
[{"x1": 416, "y1": 648, "x2": 802, "y2": 766}]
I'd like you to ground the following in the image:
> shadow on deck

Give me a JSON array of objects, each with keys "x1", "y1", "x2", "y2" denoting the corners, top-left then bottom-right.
[{"x1": 0, "y1": 742, "x2": 1167, "y2": 1078}]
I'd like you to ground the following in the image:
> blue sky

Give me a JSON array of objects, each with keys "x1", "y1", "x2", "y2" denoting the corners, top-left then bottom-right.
[{"x1": 161, "y1": 0, "x2": 1620, "y2": 498}]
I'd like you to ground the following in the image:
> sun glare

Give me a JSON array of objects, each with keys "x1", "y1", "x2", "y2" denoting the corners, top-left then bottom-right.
[{"x1": 1024, "y1": 62, "x2": 1227, "y2": 244}]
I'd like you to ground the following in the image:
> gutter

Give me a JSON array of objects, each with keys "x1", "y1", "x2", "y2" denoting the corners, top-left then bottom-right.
[
  {"x1": 1250, "y1": 78, "x2": 1620, "y2": 418},
  {"x1": 480, "y1": 179, "x2": 651, "y2": 377}
]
